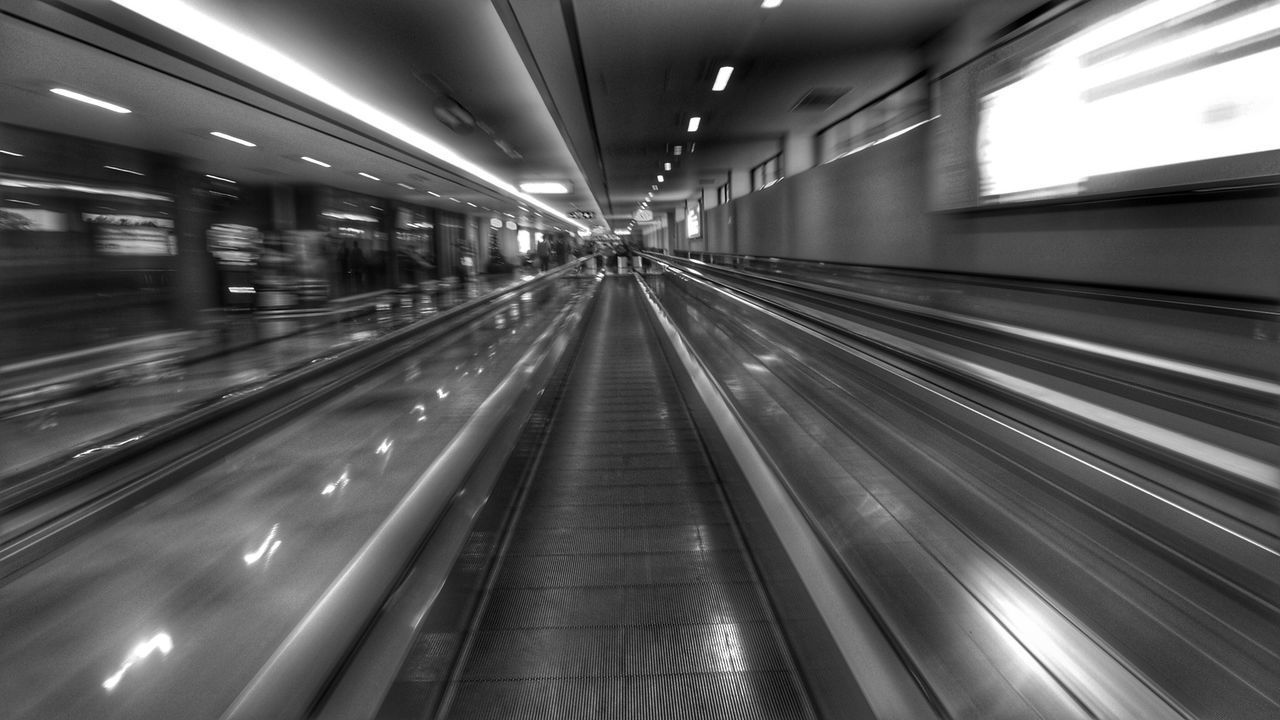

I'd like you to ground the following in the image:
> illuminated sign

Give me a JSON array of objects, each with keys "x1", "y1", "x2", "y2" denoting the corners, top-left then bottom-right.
[
  {"x1": 83, "y1": 213, "x2": 175, "y2": 255},
  {"x1": 978, "y1": 0, "x2": 1280, "y2": 201}
]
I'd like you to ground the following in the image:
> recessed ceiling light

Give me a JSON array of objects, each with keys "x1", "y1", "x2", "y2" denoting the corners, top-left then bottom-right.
[
  {"x1": 712, "y1": 66, "x2": 734, "y2": 92},
  {"x1": 687, "y1": 117, "x2": 701, "y2": 132},
  {"x1": 674, "y1": 146, "x2": 683, "y2": 155},
  {"x1": 301, "y1": 156, "x2": 330, "y2": 167},
  {"x1": 519, "y1": 181, "x2": 571, "y2": 194},
  {"x1": 51, "y1": 88, "x2": 131, "y2": 114},
  {"x1": 210, "y1": 131, "x2": 256, "y2": 147},
  {"x1": 664, "y1": 162, "x2": 671, "y2": 171},
  {"x1": 657, "y1": 175, "x2": 664, "y2": 182},
  {"x1": 358, "y1": 172, "x2": 381, "y2": 181}
]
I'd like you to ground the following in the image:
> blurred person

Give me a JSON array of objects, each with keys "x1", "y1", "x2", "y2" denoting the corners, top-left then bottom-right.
[
  {"x1": 536, "y1": 237, "x2": 550, "y2": 272},
  {"x1": 348, "y1": 240, "x2": 366, "y2": 292}
]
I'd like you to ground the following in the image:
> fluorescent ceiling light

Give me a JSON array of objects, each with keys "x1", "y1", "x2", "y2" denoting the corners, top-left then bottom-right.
[
  {"x1": 5, "y1": 198, "x2": 41, "y2": 206},
  {"x1": 657, "y1": 175, "x2": 664, "y2": 182},
  {"x1": 104, "y1": 165, "x2": 144, "y2": 176},
  {"x1": 664, "y1": 162, "x2": 671, "y2": 171},
  {"x1": 396, "y1": 182, "x2": 414, "y2": 190},
  {"x1": 205, "y1": 174, "x2": 236, "y2": 183},
  {"x1": 687, "y1": 117, "x2": 701, "y2": 132},
  {"x1": 427, "y1": 191, "x2": 441, "y2": 197},
  {"x1": 519, "y1": 181, "x2": 571, "y2": 194},
  {"x1": 1, "y1": 150, "x2": 23, "y2": 157},
  {"x1": 712, "y1": 66, "x2": 734, "y2": 92},
  {"x1": 674, "y1": 145, "x2": 683, "y2": 155},
  {"x1": 358, "y1": 172, "x2": 381, "y2": 181},
  {"x1": 762, "y1": 0, "x2": 782, "y2": 8},
  {"x1": 109, "y1": 0, "x2": 588, "y2": 232},
  {"x1": 50, "y1": 87, "x2": 131, "y2": 114},
  {"x1": 301, "y1": 156, "x2": 330, "y2": 167},
  {"x1": 210, "y1": 131, "x2": 255, "y2": 147}
]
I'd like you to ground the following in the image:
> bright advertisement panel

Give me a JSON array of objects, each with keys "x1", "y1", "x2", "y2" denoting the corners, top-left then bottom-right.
[{"x1": 978, "y1": 0, "x2": 1280, "y2": 201}]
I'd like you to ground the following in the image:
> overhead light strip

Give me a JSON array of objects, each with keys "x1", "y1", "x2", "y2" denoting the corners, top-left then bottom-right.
[
  {"x1": 210, "y1": 131, "x2": 256, "y2": 147},
  {"x1": 50, "y1": 87, "x2": 132, "y2": 113},
  {"x1": 1, "y1": 150, "x2": 24, "y2": 157},
  {"x1": 109, "y1": 0, "x2": 588, "y2": 232}
]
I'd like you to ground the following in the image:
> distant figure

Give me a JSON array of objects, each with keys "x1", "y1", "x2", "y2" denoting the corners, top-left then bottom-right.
[
  {"x1": 349, "y1": 240, "x2": 366, "y2": 291},
  {"x1": 536, "y1": 238, "x2": 550, "y2": 272}
]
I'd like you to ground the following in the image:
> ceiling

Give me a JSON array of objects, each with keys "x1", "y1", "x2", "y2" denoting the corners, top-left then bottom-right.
[{"x1": 0, "y1": 0, "x2": 975, "y2": 234}]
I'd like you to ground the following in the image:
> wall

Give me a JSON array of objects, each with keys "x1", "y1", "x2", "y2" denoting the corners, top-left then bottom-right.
[
  {"x1": 701, "y1": 0, "x2": 1280, "y2": 301},
  {"x1": 715, "y1": 124, "x2": 1278, "y2": 298}
]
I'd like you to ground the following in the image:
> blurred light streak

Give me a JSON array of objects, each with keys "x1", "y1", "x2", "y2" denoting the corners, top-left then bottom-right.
[
  {"x1": 0, "y1": 178, "x2": 170, "y2": 201},
  {"x1": 322, "y1": 468, "x2": 352, "y2": 496},
  {"x1": 244, "y1": 524, "x2": 281, "y2": 565},
  {"x1": 102, "y1": 632, "x2": 173, "y2": 691},
  {"x1": 73, "y1": 435, "x2": 143, "y2": 458},
  {"x1": 103, "y1": 165, "x2": 145, "y2": 176}
]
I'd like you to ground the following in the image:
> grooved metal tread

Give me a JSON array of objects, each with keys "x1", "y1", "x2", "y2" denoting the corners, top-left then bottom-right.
[{"x1": 437, "y1": 280, "x2": 814, "y2": 720}]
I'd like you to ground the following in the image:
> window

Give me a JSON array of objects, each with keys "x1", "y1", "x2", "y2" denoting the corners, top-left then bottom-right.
[
  {"x1": 717, "y1": 182, "x2": 731, "y2": 205},
  {"x1": 750, "y1": 154, "x2": 782, "y2": 191},
  {"x1": 816, "y1": 76, "x2": 931, "y2": 164}
]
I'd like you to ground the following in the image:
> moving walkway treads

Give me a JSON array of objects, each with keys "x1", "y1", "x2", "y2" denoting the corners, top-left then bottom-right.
[{"x1": 438, "y1": 280, "x2": 814, "y2": 720}]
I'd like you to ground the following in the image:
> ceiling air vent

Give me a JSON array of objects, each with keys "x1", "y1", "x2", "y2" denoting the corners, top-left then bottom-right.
[{"x1": 791, "y1": 87, "x2": 850, "y2": 111}]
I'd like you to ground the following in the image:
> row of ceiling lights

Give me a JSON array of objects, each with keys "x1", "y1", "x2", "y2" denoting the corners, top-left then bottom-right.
[
  {"x1": 625, "y1": 1, "x2": 786, "y2": 233},
  {"x1": 628, "y1": 0, "x2": 780, "y2": 235},
  {"x1": 24, "y1": 85, "x2": 577, "y2": 229},
  {"x1": 108, "y1": 0, "x2": 589, "y2": 233}
]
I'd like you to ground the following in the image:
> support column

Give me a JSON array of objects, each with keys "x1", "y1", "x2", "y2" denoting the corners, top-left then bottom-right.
[{"x1": 171, "y1": 168, "x2": 218, "y2": 328}]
